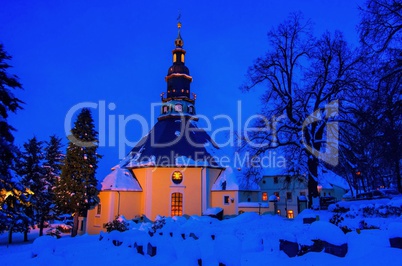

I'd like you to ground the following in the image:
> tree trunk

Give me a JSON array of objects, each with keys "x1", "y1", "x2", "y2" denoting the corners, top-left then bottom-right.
[
  {"x1": 307, "y1": 156, "x2": 319, "y2": 208},
  {"x1": 71, "y1": 213, "x2": 79, "y2": 237},
  {"x1": 39, "y1": 217, "x2": 44, "y2": 237},
  {"x1": 8, "y1": 228, "x2": 13, "y2": 244},
  {"x1": 24, "y1": 229, "x2": 28, "y2": 242}
]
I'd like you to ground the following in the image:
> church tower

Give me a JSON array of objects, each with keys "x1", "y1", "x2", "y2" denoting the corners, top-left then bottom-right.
[{"x1": 160, "y1": 21, "x2": 197, "y2": 120}]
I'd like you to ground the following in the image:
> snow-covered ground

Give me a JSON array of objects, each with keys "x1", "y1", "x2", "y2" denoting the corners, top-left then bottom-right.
[{"x1": 1, "y1": 198, "x2": 402, "y2": 266}]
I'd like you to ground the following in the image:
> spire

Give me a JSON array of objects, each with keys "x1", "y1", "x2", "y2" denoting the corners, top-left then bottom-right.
[
  {"x1": 158, "y1": 15, "x2": 197, "y2": 121},
  {"x1": 175, "y1": 19, "x2": 183, "y2": 47}
]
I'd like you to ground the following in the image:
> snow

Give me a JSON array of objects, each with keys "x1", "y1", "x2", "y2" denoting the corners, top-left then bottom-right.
[
  {"x1": 101, "y1": 168, "x2": 142, "y2": 191},
  {"x1": 203, "y1": 207, "x2": 223, "y2": 215},
  {"x1": 2, "y1": 199, "x2": 402, "y2": 265},
  {"x1": 212, "y1": 166, "x2": 260, "y2": 191},
  {"x1": 318, "y1": 169, "x2": 349, "y2": 190}
]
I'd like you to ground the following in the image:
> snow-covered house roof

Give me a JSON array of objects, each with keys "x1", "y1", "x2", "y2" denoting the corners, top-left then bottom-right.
[
  {"x1": 212, "y1": 166, "x2": 260, "y2": 191},
  {"x1": 101, "y1": 168, "x2": 142, "y2": 191},
  {"x1": 318, "y1": 169, "x2": 349, "y2": 190}
]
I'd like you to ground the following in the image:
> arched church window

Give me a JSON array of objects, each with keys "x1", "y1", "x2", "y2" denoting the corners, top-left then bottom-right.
[
  {"x1": 172, "y1": 171, "x2": 183, "y2": 184},
  {"x1": 171, "y1": 192, "x2": 183, "y2": 216}
]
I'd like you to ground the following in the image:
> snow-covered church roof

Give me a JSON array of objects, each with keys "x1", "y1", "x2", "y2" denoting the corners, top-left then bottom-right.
[
  {"x1": 101, "y1": 168, "x2": 142, "y2": 191},
  {"x1": 212, "y1": 166, "x2": 260, "y2": 191}
]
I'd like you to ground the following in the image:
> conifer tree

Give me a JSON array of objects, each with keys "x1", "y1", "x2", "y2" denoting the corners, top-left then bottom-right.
[
  {"x1": 43, "y1": 135, "x2": 64, "y2": 231},
  {"x1": 55, "y1": 108, "x2": 101, "y2": 237},
  {"x1": 16, "y1": 137, "x2": 45, "y2": 241},
  {"x1": 0, "y1": 43, "x2": 28, "y2": 243}
]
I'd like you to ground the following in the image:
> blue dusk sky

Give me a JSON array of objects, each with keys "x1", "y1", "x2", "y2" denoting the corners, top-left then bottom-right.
[{"x1": 1, "y1": 0, "x2": 364, "y2": 179}]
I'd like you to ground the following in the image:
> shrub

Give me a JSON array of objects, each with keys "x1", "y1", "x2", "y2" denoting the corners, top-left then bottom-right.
[{"x1": 103, "y1": 216, "x2": 129, "y2": 233}]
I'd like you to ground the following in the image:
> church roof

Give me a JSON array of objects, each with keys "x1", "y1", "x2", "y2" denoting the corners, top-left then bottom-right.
[
  {"x1": 101, "y1": 168, "x2": 142, "y2": 191},
  {"x1": 118, "y1": 117, "x2": 221, "y2": 168}
]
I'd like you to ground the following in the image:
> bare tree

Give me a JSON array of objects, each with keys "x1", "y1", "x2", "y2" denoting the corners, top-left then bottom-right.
[{"x1": 241, "y1": 13, "x2": 362, "y2": 206}]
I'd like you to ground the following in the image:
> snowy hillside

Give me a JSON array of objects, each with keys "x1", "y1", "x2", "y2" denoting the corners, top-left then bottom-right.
[{"x1": 1, "y1": 198, "x2": 402, "y2": 266}]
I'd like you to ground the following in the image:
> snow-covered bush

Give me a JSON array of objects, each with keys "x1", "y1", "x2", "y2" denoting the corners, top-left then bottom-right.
[
  {"x1": 103, "y1": 216, "x2": 129, "y2": 233},
  {"x1": 151, "y1": 215, "x2": 166, "y2": 233}
]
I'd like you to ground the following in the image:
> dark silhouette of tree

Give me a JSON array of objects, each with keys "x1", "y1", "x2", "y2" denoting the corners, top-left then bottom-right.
[
  {"x1": 241, "y1": 13, "x2": 362, "y2": 206},
  {"x1": 54, "y1": 108, "x2": 101, "y2": 237}
]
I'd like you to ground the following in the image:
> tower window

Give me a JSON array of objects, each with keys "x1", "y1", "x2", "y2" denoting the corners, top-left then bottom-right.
[
  {"x1": 96, "y1": 204, "x2": 101, "y2": 215},
  {"x1": 174, "y1": 104, "x2": 183, "y2": 112},
  {"x1": 162, "y1": 105, "x2": 169, "y2": 114},
  {"x1": 181, "y1": 54, "x2": 184, "y2": 63},
  {"x1": 173, "y1": 54, "x2": 177, "y2": 63},
  {"x1": 188, "y1": 106, "x2": 194, "y2": 114}
]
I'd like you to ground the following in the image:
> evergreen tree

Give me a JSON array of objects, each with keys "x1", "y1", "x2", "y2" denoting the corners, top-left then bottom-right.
[
  {"x1": 0, "y1": 43, "x2": 28, "y2": 243},
  {"x1": 55, "y1": 108, "x2": 101, "y2": 237},
  {"x1": 16, "y1": 137, "x2": 45, "y2": 241},
  {"x1": 43, "y1": 135, "x2": 64, "y2": 232}
]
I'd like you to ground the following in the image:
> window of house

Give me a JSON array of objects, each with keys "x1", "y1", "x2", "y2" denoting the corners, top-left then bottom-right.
[
  {"x1": 274, "y1": 191, "x2": 280, "y2": 201},
  {"x1": 262, "y1": 192, "x2": 268, "y2": 201},
  {"x1": 96, "y1": 204, "x2": 101, "y2": 215},
  {"x1": 300, "y1": 191, "x2": 306, "y2": 196},
  {"x1": 286, "y1": 176, "x2": 291, "y2": 183},
  {"x1": 277, "y1": 209, "x2": 281, "y2": 215},
  {"x1": 287, "y1": 210, "x2": 294, "y2": 219},
  {"x1": 273, "y1": 177, "x2": 278, "y2": 184},
  {"x1": 286, "y1": 192, "x2": 292, "y2": 201},
  {"x1": 171, "y1": 192, "x2": 183, "y2": 216},
  {"x1": 224, "y1": 195, "x2": 230, "y2": 205}
]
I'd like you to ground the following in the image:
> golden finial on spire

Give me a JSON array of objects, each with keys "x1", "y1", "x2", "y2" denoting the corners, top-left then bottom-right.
[{"x1": 175, "y1": 11, "x2": 183, "y2": 48}]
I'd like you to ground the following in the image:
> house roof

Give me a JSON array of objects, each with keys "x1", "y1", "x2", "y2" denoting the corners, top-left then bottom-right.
[
  {"x1": 318, "y1": 169, "x2": 349, "y2": 190},
  {"x1": 212, "y1": 166, "x2": 260, "y2": 191},
  {"x1": 101, "y1": 168, "x2": 142, "y2": 191},
  {"x1": 117, "y1": 117, "x2": 221, "y2": 168}
]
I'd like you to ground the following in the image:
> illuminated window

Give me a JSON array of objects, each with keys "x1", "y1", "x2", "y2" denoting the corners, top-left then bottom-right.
[
  {"x1": 274, "y1": 191, "x2": 280, "y2": 201},
  {"x1": 172, "y1": 171, "x2": 183, "y2": 184},
  {"x1": 162, "y1": 105, "x2": 169, "y2": 114},
  {"x1": 277, "y1": 209, "x2": 281, "y2": 215},
  {"x1": 96, "y1": 204, "x2": 101, "y2": 215},
  {"x1": 262, "y1": 192, "x2": 268, "y2": 201},
  {"x1": 173, "y1": 54, "x2": 177, "y2": 62},
  {"x1": 181, "y1": 54, "x2": 184, "y2": 63},
  {"x1": 287, "y1": 210, "x2": 294, "y2": 219},
  {"x1": 171, "y1": 192, "x2": 183, "y2": 216},
  {"x1": 224, "y1": 195, "x2": 230, "y2": 205}
]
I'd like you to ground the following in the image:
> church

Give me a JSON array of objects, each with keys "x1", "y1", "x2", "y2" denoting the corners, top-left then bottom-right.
[{"x1": 85, "y1": 22, "x2": 272, "y2": 235}]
